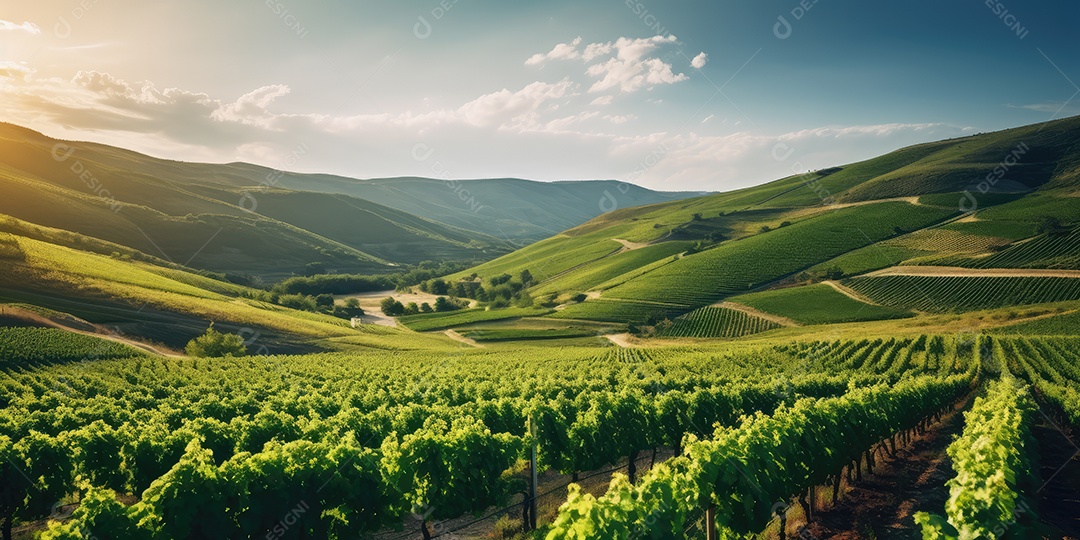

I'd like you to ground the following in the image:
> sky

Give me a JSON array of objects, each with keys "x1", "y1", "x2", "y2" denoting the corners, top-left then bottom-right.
[{"x1": 0, "y1": 0, "x2": 1077, "y2": 192}]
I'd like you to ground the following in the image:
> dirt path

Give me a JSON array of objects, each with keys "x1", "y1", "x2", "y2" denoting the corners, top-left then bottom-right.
[
  {"x1": 802, "y1": 399, "x2": 968, "y2": 540},
  {"x1": 865, "y1": 266, "x2": 1080, "y2": 279},
  {"x1": 714, "y1": 301, "x2": 800, "y2": 327},
  {"x1": 613, "y1": 238, "x2": 650, "y2": 251},
  {"x1": 828, "y1": 196, "x2": 924, "y2": 210},
  {"x1": 0, "y1": 305, "x2": 185, "y2": 358},
  {"x1": 605, "y1": 333, "x2": 635, "y2": 347},
  {"x1": 822, "y1": 280, "x2": 887, "y2": 306},
  {"x1": 443, "y1": 329, "x2": 483, "y2": 347}
]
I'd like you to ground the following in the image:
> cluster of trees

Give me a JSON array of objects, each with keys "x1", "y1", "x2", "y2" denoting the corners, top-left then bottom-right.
[
  {"x1": 418, "y1": 269, "x2": 536, "y2": 308},
  {"x1": 380, "y1": 296, "x2": 465, "y2": 317},
  {"x1": 273, "y1": 261, "x2": 475, "y2": 297},
  {"x1": 239, "y1": 291, "x2": 365, "y2": 321}
]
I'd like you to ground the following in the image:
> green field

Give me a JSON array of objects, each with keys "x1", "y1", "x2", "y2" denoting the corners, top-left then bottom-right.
[
  {"x1": 457, "y1": 327, "x2": 599, "y2": 342},
  {"x1": 397, "y1": 307, "x2": 554, "y2": 331},
  {"x1": 807, "y1": 244, "x2": 930, "y2": 277},
  {"x1": 0, "y1": 327, "x2": 141, "y2": 366},
  {"x1": 728, "y1": 284, "x2": 914, "y2": 325},
  {"x1": 657, "y1": 306, "x2": 782, "y2": 338},
  {"x1": 448, "y1": 232, "x2": 622, "y2": 284},
  {"x1": 547, "y1": 299, "x2": 681, "y2": 323},
  {"x1": 845, "y1": 275, "x2": 1080, "y2": 313},
  {"x1": 605, "y1": 202, "x2": 956, "y2": 307},
  {"x1": 945, "y1": 228, "x2": 1080, "y2": 270},
  {"x1": 532, "y1": 241, "x2": 693, "y2": 295},
  {"x1": 7, "y1": 114, "x2": 1080, "y2": 539}
]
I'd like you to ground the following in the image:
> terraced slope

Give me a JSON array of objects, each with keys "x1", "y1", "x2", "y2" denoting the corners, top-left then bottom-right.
[
  {"x1": 604, "y1": 202, "x2": 955, "y2": 307},
  {"x1": 657, "y1": 305, "x2": 784, "y2": 338}
]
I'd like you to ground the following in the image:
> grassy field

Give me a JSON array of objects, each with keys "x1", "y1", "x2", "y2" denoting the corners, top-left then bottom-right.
[
  {"x1": 991, "y1": 309, "x2": 1080, "y2": 335},
  {"x1": 728, "y1": 284, "x2": 913, "y2": 325},
  {"x1": 548, "y1": 299, "x2": 681, "y2": 323},
  {"x1": 807, "y1": 244, "x2": 930, "y2": 277},
  {"x1": 397, "y1": 307, "x2": 554, "y2": 331},
  {"x1": 531, "y1": 241, "x2": 693, "y2": 295},
  {"x1": 845, "y1": 275, "x2": 1080, "y2": 313},
  {"x1": 447, "y1": 232, "x2": 623, "y2": 284},
  {"x1": 0, "y1": 233, "x2": 433, "y2": 356},
  {"x1": 657, "y1": 306, "x2": 782, "y2": 338},
  {"x1": 457, "y1": 327, "x2": 598, "y2": 342}
]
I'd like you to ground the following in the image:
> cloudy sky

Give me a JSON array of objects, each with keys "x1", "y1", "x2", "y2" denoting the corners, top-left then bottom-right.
[{"x1": 0, "y1": 1, "x2": 1077, "y2": 192}]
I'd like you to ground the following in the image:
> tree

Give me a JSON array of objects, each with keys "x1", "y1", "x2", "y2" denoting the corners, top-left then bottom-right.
[
  {"x1": 520, "y1": 269, "x2": 534, "y2": 286},
  {"x1": 420, "y1": 302, "x2": 433, "y2": 313},
  {"x1": 429, "y1": 279, "x2": 449, "y2": 295},
  {"x1": 1035, "y1": 216, "x2": 1067, "y2": 235},
  {"x1": 315, "y1": 294, "x2": 335, "y2": 310},
  {"x1": 433, "y1": 297, "x2": 457, "y2": 312},
  {"x1": 380, "y1": 297, "x2": 405, "y2": 316},
  {"x1": 185, "y1": 324, "x2": 246, "y2": 357},
  {"x1": 403, "y1": 302, "x2": 420, "y2": 315},
  {"x1": 822, "y1": 266, "x2": 845, "y2": 280},
  {"x1": 691, "y1": 213, "x2": 703, "y2": 221}
]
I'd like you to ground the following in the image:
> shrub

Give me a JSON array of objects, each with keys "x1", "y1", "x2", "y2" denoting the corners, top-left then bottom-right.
[{"x1": 185, "y1": 324, "x2": 247, "y2": 357}]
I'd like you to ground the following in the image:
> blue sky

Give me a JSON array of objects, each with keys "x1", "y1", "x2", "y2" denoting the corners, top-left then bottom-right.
[{"x1": 1, "y1": 0, "x2": 1076, "y2": 191}]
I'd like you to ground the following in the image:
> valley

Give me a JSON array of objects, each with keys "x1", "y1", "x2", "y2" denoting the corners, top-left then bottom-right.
[{"x1": 3, "y1": 58, "x2": 1080, "y2": 540}]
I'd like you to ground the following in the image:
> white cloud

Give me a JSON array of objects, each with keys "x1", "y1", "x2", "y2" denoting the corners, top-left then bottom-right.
[
  {"x1": 211, "y1": 85, "x2": 295, "y2": 128},
  {"x1": 701, "y1": 114, "x2": 715, "y2": 124},
  {"x1": 0, "y1": 62, "x2": 968, "y2": 192},
  {"x1": 691, "y1": 52, "x2": 708, "y2": 69},
  {"x1": 455, "y1": 79, "x2": 577, "y2": 129},
  {"x1": 603, "y1": 114, "x2": 636, "y2": 125},
  {"x1": 0, "y1": 20, "x2": 40, "y2": 34},
  {"x1": 587, "y1": 56, "x2": 687, "y2": 93},
  {"x1": 526, "y1": 35, "x2": 690, "y2": 94},
  {"x1": 525, "y1": 37, "x2": 583, "y2": 65},
  {"x1": 0, "y1": 62, "x2": 35, "y2": 81}
]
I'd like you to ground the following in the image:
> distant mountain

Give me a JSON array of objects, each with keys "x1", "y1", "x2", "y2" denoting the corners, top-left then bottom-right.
[{"x1": 259, "y1": 175, "x2": 707, "y2": 243}]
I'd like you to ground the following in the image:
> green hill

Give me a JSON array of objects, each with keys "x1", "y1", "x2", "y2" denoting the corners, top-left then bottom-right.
[
  {"x1": 442, "y1": 115, "x2": 1080, "y2": 329},
  {"x1": 0, "y1": 228, "x2": 454, "y2": 353},
  {"x1": 0, "y1": 123, "x2": 700, "y2": 278}
]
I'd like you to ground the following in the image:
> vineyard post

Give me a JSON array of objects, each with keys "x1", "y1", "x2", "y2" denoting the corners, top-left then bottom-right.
[
  {"x1": 529, "y1": 416, "x2": 538, "y2": 531},
  {"x1": 705, "y1": 505, "x2": 717, "y2": 540}
]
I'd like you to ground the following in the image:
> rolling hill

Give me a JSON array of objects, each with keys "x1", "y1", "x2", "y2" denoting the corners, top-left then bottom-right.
[
  {"x1": 437, "y1": 115, "x2": 1080, "y2": 333},
  {"x1": 0, "y1": 123, "x2": 698, "y2": 279}
]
